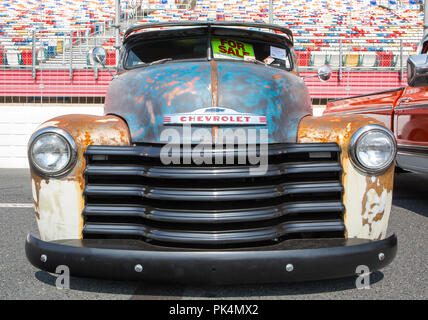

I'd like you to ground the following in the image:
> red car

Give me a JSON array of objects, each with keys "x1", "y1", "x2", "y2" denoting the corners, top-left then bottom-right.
[{"x1": 324, "y1": 34, "x2": 428, "y2": 174}]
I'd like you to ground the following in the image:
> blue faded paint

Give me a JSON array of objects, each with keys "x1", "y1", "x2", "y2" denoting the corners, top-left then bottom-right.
[
  {"x1": 104, "y1": 60, "x2": 311, "y2": 143},
  {"x1": 105, "y1": 62, "x2": 212, "y2": 142},
  {"x1": 216, "y1": 62, "x2": 311, "y2": 143}
]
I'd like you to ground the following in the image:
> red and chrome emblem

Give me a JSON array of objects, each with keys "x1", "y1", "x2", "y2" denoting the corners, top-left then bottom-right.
[{"x1": 163, "y1": 107, "x2": 267, "y2": 125}]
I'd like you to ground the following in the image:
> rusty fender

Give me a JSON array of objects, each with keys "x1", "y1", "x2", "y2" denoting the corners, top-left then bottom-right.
[
  {"x1": 298, "y1": 114, "x2": 395, "y2": 241},
  {"x1": 30, "y1": 115, "x2": 131, "y2": 241}
]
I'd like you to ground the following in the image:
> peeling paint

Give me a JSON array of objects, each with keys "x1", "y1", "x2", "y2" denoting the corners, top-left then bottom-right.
[
  {"x1": 35, "y1": 179, "x2": 83, "y2": 241},
  {"x1": 31, "y1": 179, "x2": 40, "y2": 220}
]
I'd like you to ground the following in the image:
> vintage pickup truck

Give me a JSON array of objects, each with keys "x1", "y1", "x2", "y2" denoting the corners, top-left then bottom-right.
[
  {"x1": 25, "y1": 22, "x2": 397, "y2": 284},
  {"x1": 324, "y1": 33, "x2": 428, "y2": 175}
]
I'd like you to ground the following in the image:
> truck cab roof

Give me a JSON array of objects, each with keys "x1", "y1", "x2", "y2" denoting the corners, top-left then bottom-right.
[{"x1": 120, "y1": 21, "x2": 296, "y2": 72}]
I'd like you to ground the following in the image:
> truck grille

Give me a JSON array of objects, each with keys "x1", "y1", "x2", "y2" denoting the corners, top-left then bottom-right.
[{"x1": 82, "y1": 143, "x2": 345, "y2": 248}]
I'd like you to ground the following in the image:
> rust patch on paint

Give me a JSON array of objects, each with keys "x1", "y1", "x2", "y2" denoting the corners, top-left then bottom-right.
[
  {"x1": 297, "y1": 114, "x2": 383, "y2": 150},
  {"x1": 32, "y1": 176, "x2": 42, "y2": 220},
  {"x1": 366, "y1": 165, "x2": 394, "y2": 194},
  {"x1": 134, "y1": 94, "x2": 144, "y2": 104},
  {"x1": 210, "y1": 60, "x2": 219, "y2": 142},
  {"x1": 360, "y1": 165, "x2": 394, "y2": 234},
  {"x1": 161, "y1": 81, "x2": 179, "y2": 88},
  {"x1": 163, "y1": 77, "x2": 200, "y2": 106},
  {"x1": 210, "y1": 60, "x2": 219, "y2": 108},
  {"x1": 132, "y1": 127, "x2": 144, "y2": 138}
]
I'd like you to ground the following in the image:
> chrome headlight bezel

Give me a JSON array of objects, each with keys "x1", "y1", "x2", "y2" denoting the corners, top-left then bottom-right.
[
  {"x1": 28, "y1": 127, "x2": 77, "y2": 178},
  {"x1": 349, "y1": 124, "x2": 397, "y2": 175}
]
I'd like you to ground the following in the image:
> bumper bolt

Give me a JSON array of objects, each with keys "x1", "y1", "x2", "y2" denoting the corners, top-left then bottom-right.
[
  {"x1": 285, "y1": 264, "x2": 294, "y2": 272},
  {"x1": 134, "y1": 264, "x2": 143, "y2": 273},
  {"x1": 40, "y1": 254, "x2": 47, "y2": 263},
  {"x1": 378, "y1": 253, "x2": 385, "y2": 261}
]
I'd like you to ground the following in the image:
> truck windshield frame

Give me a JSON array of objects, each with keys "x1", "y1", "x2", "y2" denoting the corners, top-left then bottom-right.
[{"x1": 123, "y1": 29, "x2": 294, "y2": 71}]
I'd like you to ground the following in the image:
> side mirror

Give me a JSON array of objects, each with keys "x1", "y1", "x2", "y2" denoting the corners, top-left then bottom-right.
[
  {"x1": 91, "y1": 47, "x2": 117, "y2": 80},
  {"x1": 317, "y1": 65, "x2": 332, "y2": 82},
  {"x1": 407, "y1": 54, "x2": 428, "y2": 87},
  {"x1": 302, "y1": 65, "x2": 332, "y2": 81},
  {"x1": 91, "y1": 47, "x2": 107, "y2": 66}
]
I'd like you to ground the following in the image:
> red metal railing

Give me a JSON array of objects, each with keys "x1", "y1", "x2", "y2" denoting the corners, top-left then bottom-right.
[{"x1": 0, "y1": 69, "x2": 407, "y2": 99}]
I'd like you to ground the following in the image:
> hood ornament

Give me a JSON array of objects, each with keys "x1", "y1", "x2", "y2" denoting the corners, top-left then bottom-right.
[{"x1": 163, "y1": 107, "x2": 267, "y2": 125}]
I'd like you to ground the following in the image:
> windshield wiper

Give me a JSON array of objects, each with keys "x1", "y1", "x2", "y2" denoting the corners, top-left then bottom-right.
[
  {"x1": 251, "y1": 59, "x2": 266, "y2": 65},
  {"x1": 249, "y1": 58, "x2": 282, "y2": 68},
  {"x1": 149, "y1": 58, "x2": 173, "y2": 66}
]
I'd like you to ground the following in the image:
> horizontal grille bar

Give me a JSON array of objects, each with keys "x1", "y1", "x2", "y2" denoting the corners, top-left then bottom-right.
[
  {"x1": 83, "y1": 220, "x2": 345, "y2": 245},
  {"x1": 84, "y1": 181, "x2": 343, "y2": 201},
  {"x1": 84, "y1": 161, "x2": 342, "y2": 180},
  {"x1": 83, "y1": 201, "x2": 345, "y2": 224},
  {"x1": 85, "y1": 143, "x2": 341, "y2": 159}
]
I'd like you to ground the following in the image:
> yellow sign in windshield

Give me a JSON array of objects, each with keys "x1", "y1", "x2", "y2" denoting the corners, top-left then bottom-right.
[{"x1": 212, "y1": 38, "x2": 255, "y2": 60}]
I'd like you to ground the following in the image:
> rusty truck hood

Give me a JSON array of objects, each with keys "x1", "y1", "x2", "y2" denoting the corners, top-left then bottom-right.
[{"x1": 104, "y1": 60, "x2": 311, "y2": 143}]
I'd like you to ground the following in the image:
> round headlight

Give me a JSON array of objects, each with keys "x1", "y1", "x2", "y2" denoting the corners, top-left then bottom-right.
[
  {"x1": 350, "y1": 125, "x2": 396, "y2": 174},
  {"x1": 28, "y1": 127, "x2": 77, "y2": 177}
]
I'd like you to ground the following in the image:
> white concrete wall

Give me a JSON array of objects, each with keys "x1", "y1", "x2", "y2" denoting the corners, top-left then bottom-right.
[
  {"x1": 312, "y1": 105, "x2": 326, "y2": 117},
  {"x1": 0, "y1": 105, "x2": 104, "y2": 168}
]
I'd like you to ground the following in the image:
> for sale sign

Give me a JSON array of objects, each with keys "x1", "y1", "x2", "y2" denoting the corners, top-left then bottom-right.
[{"x1": 212, "y1": 38, "x2": 255, "y2": 60}]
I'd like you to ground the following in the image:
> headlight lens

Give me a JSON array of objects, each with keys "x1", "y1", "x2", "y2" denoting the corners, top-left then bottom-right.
[
  {"x1": 350, "y1": 125, "x2": 396, "y2": 174},
  {"x1": 28, "y1": 128, "x2": 76, "y2": 176}
]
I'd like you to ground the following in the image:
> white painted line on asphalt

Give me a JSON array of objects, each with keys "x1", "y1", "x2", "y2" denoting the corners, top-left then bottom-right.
[{"x1": 0, "y1": 203, "x2": 33, "y2": 208}]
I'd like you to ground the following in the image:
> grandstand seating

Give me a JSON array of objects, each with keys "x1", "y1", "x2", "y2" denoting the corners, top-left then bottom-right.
[
  {"x1": 0, "y1": 0, "x2": 422, "y2": 99},
  {"x1": 135, "y1": 0, "x2": 423, "y2": 68},
  {"x1": 0, "y1": 0, "x2": 423, "y2": 68},
  {"x1": 0, "y1": 0, "x2": 137, "y2": 66}
]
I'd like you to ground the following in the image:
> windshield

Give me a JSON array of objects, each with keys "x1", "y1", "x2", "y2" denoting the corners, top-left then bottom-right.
[
  {"x1": 125, "y1": 35, "x2": 293, "y2": 70},
  {"x1": 126, "y1": 38, "x2": 207, "y2": 67}
]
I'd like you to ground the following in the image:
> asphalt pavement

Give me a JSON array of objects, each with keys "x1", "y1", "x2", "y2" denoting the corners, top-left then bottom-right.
[{"x1": 0, "y1": 169, "x2": 426, "y2": 300}]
